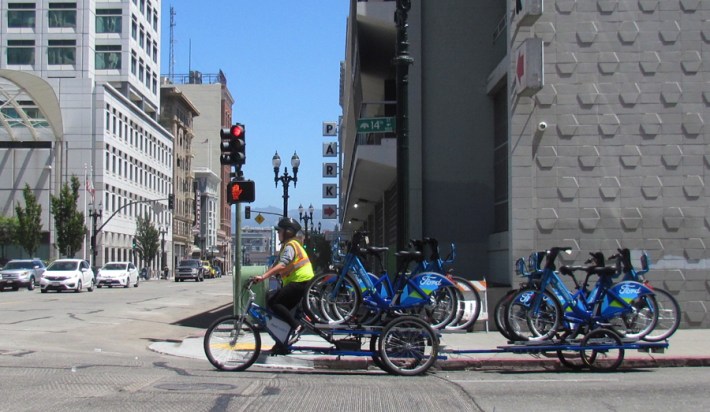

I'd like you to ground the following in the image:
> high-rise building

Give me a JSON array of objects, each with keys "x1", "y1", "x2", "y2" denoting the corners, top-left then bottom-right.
[
  {"x1": 1, "y1": 0, "x2": 173, "y2": 271},
  {"x1": 340, "y1": 0, "x2": 710, "y2": 327}
]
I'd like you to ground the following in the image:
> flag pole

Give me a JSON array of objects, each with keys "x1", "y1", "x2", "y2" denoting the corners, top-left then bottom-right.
[{"x1": 83, "y1": 163, "x2": 88, "y2": 260}]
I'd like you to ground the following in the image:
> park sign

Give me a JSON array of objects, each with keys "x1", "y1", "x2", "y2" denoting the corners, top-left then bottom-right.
[{"x1": 357, "y1": 117, "x2": 395, "y2": 134}]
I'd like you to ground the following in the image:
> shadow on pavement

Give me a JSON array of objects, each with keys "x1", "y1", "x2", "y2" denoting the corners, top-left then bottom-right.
[{"x1": 171, "y1": 303, "x2": 233, "y2": 329}]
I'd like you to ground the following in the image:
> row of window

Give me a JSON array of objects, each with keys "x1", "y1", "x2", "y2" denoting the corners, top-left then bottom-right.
[
  {"x1": 102, "y1": 186, "x2": 170, "y2": 227},
  {"x1": 132, "y1": 0, "x2": 158, "y2": 32},
  {"x1": 6, "y1": 39, "x2": 75, "y2": 65},
  {"x1": 105, "y1": 103, "x2": 172, "y2": 168},
  {"x1": 7, "y1": 2, "x2": 76, "y2": 29},
  {"x1": 131, "y1": 15, "x2": 158, "y2": 63},
  {"x1": 129, "y1": 51, "x2": 158, "y2": 94},
  {"x1": 105, "y1": 145, "x2": 170, "y2": 196}
]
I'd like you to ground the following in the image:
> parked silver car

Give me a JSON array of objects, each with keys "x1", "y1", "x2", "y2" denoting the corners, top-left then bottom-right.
[
  {"x1": 0, "y1": 259, "x2": 46, "y2": 291},
  {"x1": 40, "y1": 259, "x2": 95, "y2": 293}
]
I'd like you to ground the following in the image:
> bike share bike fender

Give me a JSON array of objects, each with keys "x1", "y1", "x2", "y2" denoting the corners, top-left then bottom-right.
[
  {"x1": 601, "y1": 280, "x2": 655, "y2": 316},
  {"x1": 399, "y1": 272, "x2": 455, "y2": 306}
]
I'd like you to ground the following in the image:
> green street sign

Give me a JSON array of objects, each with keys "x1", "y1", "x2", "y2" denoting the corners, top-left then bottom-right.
[{"x1": 356, "y1": 117, "x2": 396, "y2": 134}]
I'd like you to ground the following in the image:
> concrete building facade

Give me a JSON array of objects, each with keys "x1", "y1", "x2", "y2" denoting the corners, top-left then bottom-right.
[{"x1": 340, "y1": 0, "x2": 710, "y2": 327}]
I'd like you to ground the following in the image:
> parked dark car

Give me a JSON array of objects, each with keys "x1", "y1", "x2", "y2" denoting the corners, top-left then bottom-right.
[
  {"x1": 175, "y1": 259, "x2": 204, "y2": 282},
  {"x1": 0, "y1": 259, "x2": 46, "y2": 291}
]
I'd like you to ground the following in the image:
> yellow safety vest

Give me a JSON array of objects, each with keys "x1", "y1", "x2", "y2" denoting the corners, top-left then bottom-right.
[{"x1": 280, "y1": 238, "x2": 315, "y2": 286}]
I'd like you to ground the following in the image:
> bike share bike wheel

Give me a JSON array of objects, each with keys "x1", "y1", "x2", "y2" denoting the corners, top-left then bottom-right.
[
  {"x1": 504, "y1": 289, "x2": 562, "y2": 342},
  {"x1": 302, "y1": 273, "x2": 334, "y2": 323},
  {"x1": 427, "y1": 284, "x2": 459, "y2": 330},
  {"x1": 378, "y1": 315, "x2": 439, "y2": 376},
  {"x1": 204, "y1": 315, "x2": 261, "y2": 371},
  {"x1": 609, "y1": 294, "x2": 658, "y2": 341},
  {"x1": 494, "y1": 289, "x2": 518, "y2": 340},
  {"x1": 445, "y1": 277, "x2": 481, "y2": 332},
  {"x1": 642, "y1": 287, "x2": 681, "y2": 342},
  {"x1": 580, "y1": 328, "x2": 624, "y2": 372},
  {"x1": 319, "y1": 273, "x2": 362, "y2": 324}
]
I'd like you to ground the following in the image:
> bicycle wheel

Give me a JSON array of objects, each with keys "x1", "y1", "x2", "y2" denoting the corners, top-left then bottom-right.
[
  {"x1": 427, "y1": 284, "x2": 459, "y2": 329},
  {"x1": 204, "y1": 316, "x2": 261, "y2": 371},
  {"x1": 504, "y1": 289, "x2": 561, "y2": 342},
  {"x1": 303, "y1": 273, "x2": 335, "y2": 323},
  {"x1": 609, "y1": 294, "x2": 658, "y2": 341},
  {"x1": 581, "y1": 328, "x2": 624, "y2": 372},
  {"x1": 643, "y1": 288, "x2": 681, "y2": 342},
  {"x1": 319, "y1": 274, "x2": 362, "y2": 324},
  {"x1": 378, "y1": 316, "x2": 439, "y2": 376},
  {"x1": 494, "y1": 290, "x2": 517, "y2": 340},
  {"x1": 445, "y1": 277, "x2": 481, "y2": 332}
]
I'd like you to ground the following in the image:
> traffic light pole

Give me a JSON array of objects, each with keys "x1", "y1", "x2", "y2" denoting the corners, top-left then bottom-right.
[{"x1": 233, "y1": 202, "x2": 242, "y2": 316}]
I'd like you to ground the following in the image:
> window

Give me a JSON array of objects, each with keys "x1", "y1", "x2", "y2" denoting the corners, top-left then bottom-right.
[
  {"x1": 131, "y1": 17, "x2": 137, "y2": 39},
  {"x1": 8, "y1": 3, "x2": 35, "y2": 28},
  {"x1": 96, "y1": 9, "x2": 122, "y2": 33},
  {"x1": 96, "y1": 45, "x2": 121, "y2": 69},
  {"x1": 48, "y1": 39, "x2": 76, "y2": 65},
  {"x1": 48, "y1": 3, "x2": 76, "y2": 28},
  {"x1": 130, "y1": 51, "x2": 137, "y2": 74},
  {"x1": 6, "y1": 40, "x2": 35, "y2": 65}
]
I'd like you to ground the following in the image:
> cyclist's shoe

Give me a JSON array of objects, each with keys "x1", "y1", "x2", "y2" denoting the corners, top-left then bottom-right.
[
  {"x1": 269, "y1": 343, "x2": 291, "y2": 356},
  {"x1": 287, "y1": 325, "x2": 304, "y2": 345}
]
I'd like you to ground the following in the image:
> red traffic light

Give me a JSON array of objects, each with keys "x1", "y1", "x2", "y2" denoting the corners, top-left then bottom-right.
[{"x1": 230, "y1": 124, "x2": 244, "y2": 138}]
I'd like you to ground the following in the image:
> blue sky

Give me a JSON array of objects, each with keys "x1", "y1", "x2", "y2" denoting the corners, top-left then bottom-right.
[{"x1": 160, "y1": 1, "x2": 348, "y2": 225}]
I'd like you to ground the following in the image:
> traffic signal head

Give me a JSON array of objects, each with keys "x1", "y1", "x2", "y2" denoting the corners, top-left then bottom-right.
[
  {"x1": 245, "y1": 206, "x2": 251, "y2": 219},
  {"x1": 220, "y1": 123, "x2": 246, "y2": 166},
  {"x1": 226, "y1": 180, "x2": 255, "y2": 204},
  {"x1": 132, "y1": 238, "x2": 137, "y2": 249},
  {"x1": 168, "y1": 194, "x2": 174, "y2": 210}
]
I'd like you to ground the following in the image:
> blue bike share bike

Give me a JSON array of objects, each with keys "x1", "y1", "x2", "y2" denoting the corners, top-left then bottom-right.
[
  {"x1": 203, "y1": 278, "x2": 440, "y2": 376},
  {"x1": 503, "y1": 247, "x2": 659, "y2": 343},
  {"x1": 303, "y1": 231, "x2": 460, "y2": 329}
]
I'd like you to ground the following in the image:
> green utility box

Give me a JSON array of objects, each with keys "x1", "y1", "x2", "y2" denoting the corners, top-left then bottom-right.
[{"x1": 240, "y1": 265, "x2": 268, "y2": 308}]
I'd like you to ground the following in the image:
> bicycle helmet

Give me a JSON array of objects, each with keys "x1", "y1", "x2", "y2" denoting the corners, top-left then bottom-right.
[{"x1": 275, "y1": 217, "x2": 301, "y2": 235}]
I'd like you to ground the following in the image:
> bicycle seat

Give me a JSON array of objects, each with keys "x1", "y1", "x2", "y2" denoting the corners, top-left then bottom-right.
[{"x1": 395, "y1": 250, "x2": 425, "y2": 262}]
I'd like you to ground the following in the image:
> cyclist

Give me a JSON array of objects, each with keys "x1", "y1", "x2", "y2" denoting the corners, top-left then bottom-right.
[{"x1": 254, "y1": 217, "x2": 315, "y2": 354}]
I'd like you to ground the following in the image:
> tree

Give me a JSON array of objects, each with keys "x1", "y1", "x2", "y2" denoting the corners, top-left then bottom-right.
[
  {"x1": 135, "y1": 214, "x2": 160, "y2": 270},
  {"x1": 0, "y1": 215, "x2": 19, "y2": 262},
  {"x1": 50, "y1": 176, "x2": 86, "y2": 258},
  {"x1": 15, "y1": 184, "x2": 43, "y2": 257}
]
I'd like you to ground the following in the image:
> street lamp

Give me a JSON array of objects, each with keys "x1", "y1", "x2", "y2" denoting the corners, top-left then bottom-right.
[
  {"x1": 273, "y1": 151, "x2": 300, "y2": 217},
  {"x1": 159, "y1": 225, "x2": 167, "y2": 275},
  {"x1": 88, "y1": 202, "x2": 103, "y2": 270},
  {"x1": 298, "y1": 203, "x2": 315, "y2": 235},
  {"x1": 44, "y1": 165, "x2": 53, "y2": 261}
]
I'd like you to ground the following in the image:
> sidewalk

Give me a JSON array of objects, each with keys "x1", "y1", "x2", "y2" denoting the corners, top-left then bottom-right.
[{"x1": 149, "y1": 327, "x2": 710, "y2": 372}]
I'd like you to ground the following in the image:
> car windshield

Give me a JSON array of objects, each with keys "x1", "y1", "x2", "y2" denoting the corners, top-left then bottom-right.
[
  {"x1": 102, "y1": 263, "x2": 127, "y2": 270},
  {"x1": 47, "y1": 261, "x2": 80, "y2": 271},
  {"x1": 3, "y1": 261, "x2": 35, "y2": 270},
  {"x1": 180, "y1": 260, "x2": 200, "y2": 268}
]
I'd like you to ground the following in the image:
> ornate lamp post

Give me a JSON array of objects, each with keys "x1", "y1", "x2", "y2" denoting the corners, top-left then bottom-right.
[
  {"x1": 159, "y1": 225, "x2": 167, "y2": 273},
  {"x1": 298, "y1": 203, "x2": 314, "y2": 243},
  {"x1": 273, "y1": 151, "x2": 300, "y2": 217}
]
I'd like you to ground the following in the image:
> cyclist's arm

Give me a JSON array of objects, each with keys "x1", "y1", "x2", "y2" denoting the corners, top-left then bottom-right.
[{"x1": 255, "y1": 245, "x2": 295, "y2": 283}]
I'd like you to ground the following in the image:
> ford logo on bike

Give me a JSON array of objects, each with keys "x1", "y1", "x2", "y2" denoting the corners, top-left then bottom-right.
[{"x1": 419, "y1": 275, "x2": 442, "y2": 287}]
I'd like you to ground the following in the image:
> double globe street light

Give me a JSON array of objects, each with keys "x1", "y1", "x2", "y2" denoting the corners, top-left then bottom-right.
[{"x1": 272, "y1": 151, "x2": 300, "y2": 217}]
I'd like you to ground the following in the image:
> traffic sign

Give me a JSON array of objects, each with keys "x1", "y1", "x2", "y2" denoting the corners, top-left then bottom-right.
[
  {"x1": 356, "y1": 117, "x2": 395, "y2": 134},
  {"x1": 322, "y1": 204, "x2": 337, "y2": 219},
  {"x1": 254, "y1": 214, "x2": 265, "y2": 225}
]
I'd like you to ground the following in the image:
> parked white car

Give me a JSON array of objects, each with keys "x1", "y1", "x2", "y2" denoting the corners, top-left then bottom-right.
[
  {"x1": 96, "y1": 262, "x2": 139, "y2": 288},
  {"x1": 40, "y1": 259, "x2": 95, "y2": 293}
]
